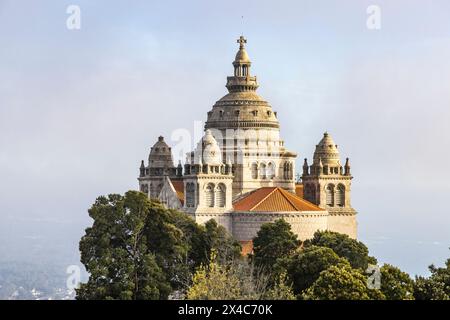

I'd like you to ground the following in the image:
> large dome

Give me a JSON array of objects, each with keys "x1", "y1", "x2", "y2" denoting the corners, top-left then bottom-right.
[
  {"x1": 313, "y1": 132, "x2": 341, "y2": 166},
  {"x1": 204, "y1": 37, "x2": 280, "y2": 131},
  {"x1": 148, "y1": 136, "x2": 175, "y2": 168}
]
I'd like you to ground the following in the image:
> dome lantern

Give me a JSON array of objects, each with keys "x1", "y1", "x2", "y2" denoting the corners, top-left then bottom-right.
[{"x1": 226, "y1": 36, "x2": 259, "y2": 93}]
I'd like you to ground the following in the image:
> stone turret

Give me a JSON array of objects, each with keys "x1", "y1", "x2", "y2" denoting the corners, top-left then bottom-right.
[
  {"x1": 183, "y1": 130, "x2": 234, "y2": 232},
  {"x1": 138, "y1": 136, "x2": 177, "y2": 198},
  {"x1": 302, "y1": 132, "x2": 357, "y2": 238}
]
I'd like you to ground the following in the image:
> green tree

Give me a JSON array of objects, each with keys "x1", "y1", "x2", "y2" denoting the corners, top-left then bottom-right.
[
  {"x1": 186, "y1": 252, "x2": 242, "y2": 300},
  {"x1": 282, "y1": 245, "x2": 349, "y2": 295},
  {"x1": 203, "y1": 219, "x2": 242, "y2": 263},
  {"x1": 380, "y1": 264, "x2": 414, "y2": 300},
  {"x1": 263, "y1": 272, "x2": 296, "y2": 300},
  {"x1": 77, "y1": 191, "x2": 243, "y2": 299},
  {"x1": 252, "y1": 219, "x2": 301, "y2": 272},
  {"x1": 304, "y1": 231, "x2": 373, "y2": 270},
  {"x1": 77, "y1": 192, "x2": 172, "y2": 299},
  {"x1": 187, "y1": 252, "x2": 293, "y2": 300},
  {"x1": 413, "y1": 277, "x2": 449, "y2": 300},
  {"x1": 302, "y1": 264, "x2": 385, "y2": 300},
  {"x1": 413, "y1": 258, "x2": 450, "y2": 300}
]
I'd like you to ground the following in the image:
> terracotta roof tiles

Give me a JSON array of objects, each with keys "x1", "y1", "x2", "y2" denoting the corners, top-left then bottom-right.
[
  {"x1": 233, "y1": 187, "x2": 323, "y2": 212},
  {"x1": 171, "y1": 180, "x2": 185, "y2": 205}
]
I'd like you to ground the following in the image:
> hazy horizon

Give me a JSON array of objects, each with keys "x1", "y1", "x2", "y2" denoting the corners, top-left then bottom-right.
[{"x1": 1, "y1": 0, "x2": 450, "y2": 283}]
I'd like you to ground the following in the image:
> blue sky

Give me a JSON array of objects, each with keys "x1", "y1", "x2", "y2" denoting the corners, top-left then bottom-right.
[{"x1": 1, "y1": 0, "x2": 450, "y2": 276}]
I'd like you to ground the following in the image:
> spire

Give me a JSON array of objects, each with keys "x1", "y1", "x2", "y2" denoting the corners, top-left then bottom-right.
[
  {"x1": 303, "y1": 158, "x2": 309, "y2": 175},
  {"x1": 177, "y1": 160, "x2": 183, "y2": 177},
  {"x1": 344, "y1": 157, "x2": 351, "y2": 176},
  {"x1": 139, "y1": 160, "x2": 145, "y2": 177}
]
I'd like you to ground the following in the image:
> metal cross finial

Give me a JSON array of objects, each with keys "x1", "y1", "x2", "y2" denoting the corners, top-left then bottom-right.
[{"x1": 237, "y1": 36, "x2": 247, "y2": 49}]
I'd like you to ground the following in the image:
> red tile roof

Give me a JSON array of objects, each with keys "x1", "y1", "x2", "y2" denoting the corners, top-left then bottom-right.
[
  {"x1": 233, "y1": 187, "x2": 323, "y2": 212},
  {"x1": 171, "y1": 180, "x2": 184, "y2": 205}
]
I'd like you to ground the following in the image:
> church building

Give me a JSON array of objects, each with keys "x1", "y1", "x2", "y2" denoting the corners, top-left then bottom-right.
[{"x1": 138, "y1": 37, "x2": 357, "y2": 253}]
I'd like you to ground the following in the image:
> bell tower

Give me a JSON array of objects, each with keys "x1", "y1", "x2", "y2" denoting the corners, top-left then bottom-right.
[
  {"x1": 302, "y1": 132, "x2": 357, "y2": 238},
  {"x1": 183, "y1": 130, "x2": 234, "y2": 232}
]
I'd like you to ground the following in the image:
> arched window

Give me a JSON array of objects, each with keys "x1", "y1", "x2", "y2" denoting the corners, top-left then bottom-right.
[
  {"x1": 267, "y1": 162, "x2": 275, "y2": 179},
  {"x1": 205, "y1": 183, "x2": 215, "y2": 207},
  {"x1": 305, "y1": 184, "x2": 316, "y2": 203},
  {"x1": 326, "y1": 184, "x2": 335, "y2": 207},
  {"x1": 336, "y1": 184, "x2": 345, "y2": 207},
  {"x1": 260, "y1": 163, "x2": 267, "y2": 179},
  {"x1": 289, "y1": 162, "x2": 293, "y2": 180},
  {"x1": 283, "y1": 162, "x2": 293, "y2": 180},
  {"x1": 148, "y1": 183, "x2": 154, "y2": 197},
  {"x1": 215, "y1": 184, "x2": 226, "y2": 208},
  {"x1": 186, "y1": 183, "x2": 195, "y2": 208},
  {"x1": 251, "y1": 163, "x2": 258, "y2": 179}
]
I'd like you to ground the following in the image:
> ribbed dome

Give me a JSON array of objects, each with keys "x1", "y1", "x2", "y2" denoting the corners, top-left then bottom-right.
[
  {"x1": 218, "y1": 91, "x2": 264, "y2": 102},
  {"x1": 194, "y1": 130, "x2": 222, "y2": 165},
  {"x1": 205, "y1": 36, "x2": 280, "y2": 131},
  {"x1": 148, "y1": 136, "x2": 175, "y2": 168},
  {"x1": 313, "y1": 132, "x2": 341, "y2": 166}
]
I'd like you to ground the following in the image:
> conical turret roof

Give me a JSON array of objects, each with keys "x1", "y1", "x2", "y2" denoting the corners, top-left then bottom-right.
[{"x1": 313, "y1": 132, "x2": 341, "y2": 166}]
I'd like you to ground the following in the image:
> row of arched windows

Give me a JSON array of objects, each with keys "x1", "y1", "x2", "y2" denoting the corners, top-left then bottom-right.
[
  {"x1": 251, "y1": 162, "x2": 294, "y2": 180},
  {"x1": 304, "y1": 183, "x2": 346, "y2": 207},
  {"x1": 185, "y1": 182, "x2": 227, "y2": 208},
  {"x1": 205, "y1": 183, "x2": 226, "y2": 208},
  {"x1": 251, "y1": 162, "x2": 276, "y2": 180},
  {"x1": 140, "y1": 183, "x2": 163, "y2": 199},
  {"x1": 325, "y1": 184, "x2": 346, "y2": 207}
]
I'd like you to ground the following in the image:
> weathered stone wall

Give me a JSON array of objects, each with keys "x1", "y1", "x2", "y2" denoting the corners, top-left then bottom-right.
[
  {"x1": 327, "y1": 212, "x2": 357, "y2": 239},
  {"x1": 194, "y1": 213, "x2": 233, "y2": 234},
  {"x1": 231, "y1": 212, "x2": 328, "y2": 242}
]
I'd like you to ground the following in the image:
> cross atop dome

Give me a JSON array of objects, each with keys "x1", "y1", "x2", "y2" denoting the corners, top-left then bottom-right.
[{"x1": 237, "y1": 36, "x2": 247, "y2": 49}]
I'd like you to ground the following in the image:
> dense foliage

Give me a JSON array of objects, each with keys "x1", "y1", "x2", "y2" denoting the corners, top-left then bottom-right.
[
  {"x1": 78, "y1": 192, "x2": 449, "y2": 300},
  {"x1": 77, "y1": 191, "x2": 240, "y2": 300},
  {"x1": 413, "y1": 259, "x2": 450, "y2": 300},
  {"x1": 302, "y1": 264, "x2": 385, "y2": 300},
  {"x1": 282, "y1": 245, "x2": 349, "y2": 295},
  {"x1": 252, "y1": 219, "x2": 301, "y2": 273},
  {"x1": 186, "y1": 252, "x2": 295, "y2": 300},
  {"x1": 304, "y1": 230, "x2": 374, "y2": 270}
]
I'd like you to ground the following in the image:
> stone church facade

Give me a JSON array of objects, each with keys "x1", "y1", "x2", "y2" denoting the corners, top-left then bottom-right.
[{"x1": 138, "y1": 37, "x2": 357, "y2": 252}]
